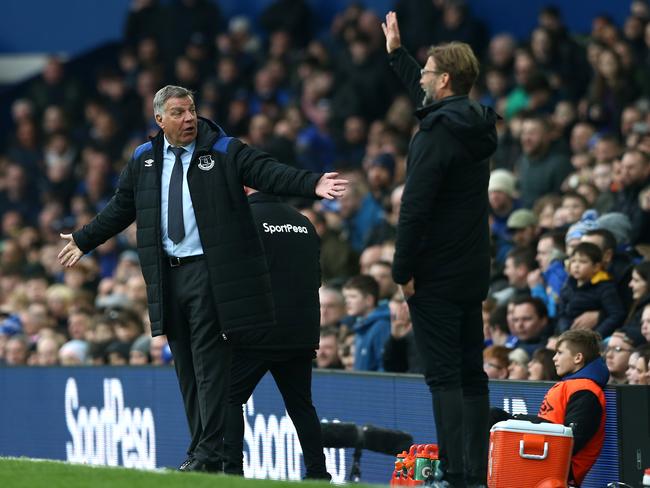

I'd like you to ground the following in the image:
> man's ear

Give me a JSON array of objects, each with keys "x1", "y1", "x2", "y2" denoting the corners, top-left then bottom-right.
[
  {"x1": 155, "y1": 113, "x2": 164, "y2": 129},
  {"x1": 440, "y1": 72, "x2": 451, "y2": 91}
]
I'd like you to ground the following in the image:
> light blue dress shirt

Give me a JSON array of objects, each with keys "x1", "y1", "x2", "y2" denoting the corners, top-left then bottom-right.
[{"x1": 161, "y1": 136, "x2": 204, "y2": 257}]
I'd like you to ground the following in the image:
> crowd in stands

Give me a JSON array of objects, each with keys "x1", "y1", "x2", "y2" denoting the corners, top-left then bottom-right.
[{"x1": 2, "y1": 0, "x2": 650, "y2": 386}]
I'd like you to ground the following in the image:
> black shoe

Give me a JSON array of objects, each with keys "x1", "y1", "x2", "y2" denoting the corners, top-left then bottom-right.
[
  {"x1": 178, "y1": 457, "x2": 222, "y2": 473},
  {"x1": 178, "y1": 456, "x2": 194, "y2": 471}
]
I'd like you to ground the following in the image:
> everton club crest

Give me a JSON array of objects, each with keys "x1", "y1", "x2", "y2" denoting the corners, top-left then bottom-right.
[{"x1": 198, "y1": 155, "x2": 215, "y2": 171}]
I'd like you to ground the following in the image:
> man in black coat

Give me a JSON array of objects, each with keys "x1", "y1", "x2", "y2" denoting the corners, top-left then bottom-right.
[
  {"x1": 383, "y1": 12, "x2": 498, "y2": 488},
  {"x1": 222, "y1": 188, "x2": 329, "y2": 480},
  {"x1": 57, "y1": 85, "x2": 346, "y2": 472}
]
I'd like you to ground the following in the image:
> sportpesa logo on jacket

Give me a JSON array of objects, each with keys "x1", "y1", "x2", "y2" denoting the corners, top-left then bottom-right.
[{"x1": 262, "y1": 222, "x2": 309, "y2": 234}]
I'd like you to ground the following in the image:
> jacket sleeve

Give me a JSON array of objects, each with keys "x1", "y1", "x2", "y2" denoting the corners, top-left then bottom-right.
[
  {"x1": 564, "y1": 390, "x2": 602, "y2": 454},
  {"x1": 231, "y1": 139, "x2": 321, "y2": 198},
  {"x1": 72, "y1": 161, "x2": 136, "y2": 253},
  {"x1": 388, "y1": 46, "x2": 425, "y2": 106},
  {"x1": 556, "y1": 285, "x2": 571, "y2": 333},
  {"x1": 382, "y1": 335, "x2": 410, "y2": 373},
  {"x1": 392, "y1": 125, "x2": 449, "y2": 284},
  {"x1": 595, "y1": 282, "x2": 626, "y2": 337}
]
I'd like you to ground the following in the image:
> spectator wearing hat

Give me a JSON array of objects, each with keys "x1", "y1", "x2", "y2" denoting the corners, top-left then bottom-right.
[
  {"x1": 605, "y1": 329, "x2": 645, "y2": 384},
  {"x1": 595, "y1": 212, "x2": 633, "y2": 251},
  {"x1": 106, "y1": 340, "x2": 131, "y2": 365},
  {"x1": 488, "y1": 169, "x2": 520, "y2": 265},
  {"x1": 59, "y1": 339, "x2": 88, "y2": 366},
  {"x1": 582, "y1": 228, "x2": 634, "y2": 311},
  {"x1": 516, "y1": 114, "x2": 572, "y2": 208},
  {"x1": 506, "y1": 208, "x2": 539, "y2": 252},
  {"x1": 130, "y1": 335, "x2": 151, "y2": 365},
  {"x1": 565, "y1": 209, "x2": 599, "y2": 256}
]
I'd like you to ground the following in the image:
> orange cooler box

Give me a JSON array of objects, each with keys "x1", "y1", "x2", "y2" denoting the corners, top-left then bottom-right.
[{"x1": 488, "y1": 419, "x2": 573, "y2": 488}]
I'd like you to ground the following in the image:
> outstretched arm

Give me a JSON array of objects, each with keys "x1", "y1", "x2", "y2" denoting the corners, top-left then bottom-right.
[{"x1": 382, "y1": 11, "x2": 426, "y2": 106}]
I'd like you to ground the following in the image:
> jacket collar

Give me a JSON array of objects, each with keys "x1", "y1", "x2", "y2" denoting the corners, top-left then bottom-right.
[
  {"x1": 151, "y1": 117, "x2": 226, "y2": 155},
  {"x1": 415, "y1": 94, "x2": 468, "y2": 120}
]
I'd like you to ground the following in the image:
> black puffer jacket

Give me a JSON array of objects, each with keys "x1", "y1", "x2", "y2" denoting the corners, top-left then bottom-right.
[
  {"x1": 233, "y1": 192, "x2": 320, "y2": 351},
  {"x1": 73, "y1": 118, "x2": 321, "y2": 336},
  {"x1": 389, "y1": 47, "x2": 498, "y2": 302}
]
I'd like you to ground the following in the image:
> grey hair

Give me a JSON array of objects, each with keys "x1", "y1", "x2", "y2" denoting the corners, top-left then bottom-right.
[{"x1": 152, "y1": 85, "x2": 194, "y2": 117}]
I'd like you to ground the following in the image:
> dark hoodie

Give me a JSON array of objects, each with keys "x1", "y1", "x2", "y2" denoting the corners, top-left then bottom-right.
[{"x1": 389, "y1": 47, "x2": 498, "y2": 302}]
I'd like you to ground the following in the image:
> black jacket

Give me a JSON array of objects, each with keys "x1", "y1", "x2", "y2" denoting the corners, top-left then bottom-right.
[
  {"x1": 388, "y1": 47, "x2": 498, "y2": 302},
  {"x1": 557, "y1": 272, "x2": 626, "y2": 337},
  {"x1": 73, "y1": 118, "x2": 321, "y2": 337},
  {"x1": 234, "y1": 192, "x2": 321, "y2": 352}
]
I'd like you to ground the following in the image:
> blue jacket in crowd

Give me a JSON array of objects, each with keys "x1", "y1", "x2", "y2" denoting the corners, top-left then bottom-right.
[{"x1": 353, "y1": 302, "x2": 391, "y2": 372}]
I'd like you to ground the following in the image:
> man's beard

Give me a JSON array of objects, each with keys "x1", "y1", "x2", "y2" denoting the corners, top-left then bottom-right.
[{"x1": 422, "y1": 87, "x2": 436, "y2": 106}]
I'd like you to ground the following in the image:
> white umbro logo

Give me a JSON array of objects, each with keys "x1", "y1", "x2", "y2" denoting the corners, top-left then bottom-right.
[{"x1": 144, "y1": 159, "x2": 154, "y2": 167}]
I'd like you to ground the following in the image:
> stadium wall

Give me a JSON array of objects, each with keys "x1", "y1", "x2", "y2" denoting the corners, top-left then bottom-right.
[
  {"x1": 0, "y1": 1, "x2": 631, "y2": 55},
  {"x1": 0, "y1": 367, "x2": 646, "y2": 486}
]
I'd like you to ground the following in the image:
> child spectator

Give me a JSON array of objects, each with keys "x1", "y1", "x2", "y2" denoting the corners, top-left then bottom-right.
[
  {"x1": 491, "y1": 329, "x2": 608, "y2": 487},
  {"x1": 557, "y1": 242, "x2": 625, "y2": 337},
  {"x1": 342, "y1": 275, "x2": 390, "y2": 371}
]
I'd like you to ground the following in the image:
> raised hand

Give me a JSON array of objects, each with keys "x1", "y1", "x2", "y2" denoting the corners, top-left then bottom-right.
[
  {"x1": 381, "y1": 11, "x2": 402, "y2": 54},
  {"x1": 315, "y1": 172, "x2": 348, "y2": 200},
  {"x1": 58, "y1": 233, "x2": 83, "y2": 267}
]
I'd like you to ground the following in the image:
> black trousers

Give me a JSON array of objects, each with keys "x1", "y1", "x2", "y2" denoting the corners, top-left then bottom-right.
[
  {"x1": 223, "y1": 351, "x2": 330, "y2": 479},
  {"x1": 407, "y1": 288, "x2": 489, "y2": 486},
  {"x1": 407, "y1": 290, "x2": 487, "y2": 394},
  {"x1": 165, "y1": 259, "x2": 232, "y2": 464}
]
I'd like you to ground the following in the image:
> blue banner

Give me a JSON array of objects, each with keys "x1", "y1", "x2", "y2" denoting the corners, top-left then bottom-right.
[{"x1": 0, "y1": 367, "x2": 618, "y2": 486}]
